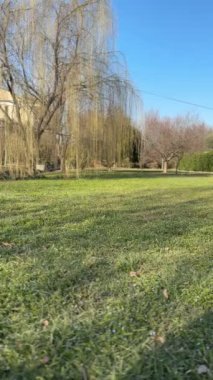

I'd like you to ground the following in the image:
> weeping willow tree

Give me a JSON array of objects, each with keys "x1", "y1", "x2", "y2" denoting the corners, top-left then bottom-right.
[{"x1": 0, "y1": 0, "x2": 142, "y2": 178}]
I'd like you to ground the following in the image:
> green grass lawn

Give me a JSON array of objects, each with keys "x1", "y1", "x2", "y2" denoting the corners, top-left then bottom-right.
[{"x1": 0, "y1": 172, "x2": 212, "y2": 379}]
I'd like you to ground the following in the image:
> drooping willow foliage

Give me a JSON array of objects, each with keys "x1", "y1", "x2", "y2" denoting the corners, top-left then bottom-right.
[{"x1": 0, "y1": 0, "x2": 142, "y2": 177}]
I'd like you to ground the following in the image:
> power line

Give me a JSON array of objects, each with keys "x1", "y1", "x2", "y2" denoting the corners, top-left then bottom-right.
[{"x1": 140, "y1": 89, "x2": 213, "y2": 111}]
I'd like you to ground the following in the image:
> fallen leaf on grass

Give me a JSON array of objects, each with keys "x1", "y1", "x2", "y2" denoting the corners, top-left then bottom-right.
[
  {"x1": 163, "y1": 288, "x2": 169, "y2": 300},
  {"x1": 129, "y1": 271, "x2": 141, "y2": 277},
  {"x1": 129, "y1": 266, "x2": 143, "y2": 277},
  {"x1": 42, "y1": 320, "x2": 49, "y2": 328},
  {"x1": 1, "y1": 242, "x2": 14, "y2": 248},
  {"x1": 197, "y1": 365, "x2": 210, "y2": 375},
  {"x1": 41, "y1": 356, "x2": 50, "y2": 365},
  {"x1": 154, "y1": 335, "x2": 166, "y2": 344},
  {"x1": 149, "y1": 331, "x2": 166, "y2": 344}
]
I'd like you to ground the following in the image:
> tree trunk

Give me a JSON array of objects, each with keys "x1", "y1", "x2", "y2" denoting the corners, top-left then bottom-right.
[
  {"x1": 175, "y1": 155, "x2": 183, "y2": 174},
  {"x1": 163, "y1": 160, "x2": 168, "y2": 174},
  {"x1": 175, "y1": 159, "x2": 179, "y2": 175}
]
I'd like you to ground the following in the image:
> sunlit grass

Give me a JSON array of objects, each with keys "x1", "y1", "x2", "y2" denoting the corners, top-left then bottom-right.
[{"x1": 0, "y1": 172, "x2": 212, "y2": 379}]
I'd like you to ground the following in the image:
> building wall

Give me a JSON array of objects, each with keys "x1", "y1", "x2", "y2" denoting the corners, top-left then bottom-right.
[
  {"x1": 0, "y1": 88, "x2": 33, "y2": 126},
  {"x1": 0, "y1": 88, "x2": 16, "y2": 122}
]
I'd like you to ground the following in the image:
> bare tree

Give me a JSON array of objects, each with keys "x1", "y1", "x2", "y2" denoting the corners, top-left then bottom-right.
[{"x1": 143, "y1": 112, "x2": 207, "y2": 173}]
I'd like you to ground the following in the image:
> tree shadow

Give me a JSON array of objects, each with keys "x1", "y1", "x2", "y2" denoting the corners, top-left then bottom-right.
[
  {"x1": 1, "y1": 242, "x2": 212, "y2": 379},
  {"x1": 15, "y1": 170, "x2": 213, "y2": 181},
  {"x1": 0, "y1": 189, "x2": 212, "y2": 262},
  {"x1": 120, "y1": 310, "x2": 213, "y2": 380},
  {"x1": 70, "y1": 170, "x2": 213, "y2": 180}
]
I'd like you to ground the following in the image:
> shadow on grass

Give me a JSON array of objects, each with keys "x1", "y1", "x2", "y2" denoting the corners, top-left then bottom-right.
[
  {"x1": 0, "y1": 246, "x2": 212, "y2": 380},
  {"x1": 2, "y1": 312, "x2": 212, "y2": 380},
  {"x1": 0, "y1": 188, "x2": 212, "y2": 263},
  {"x1": 14, "y1": 170, "x2": 213, "y2": 181},
  {"x1": 78, "y1": 170, "x2": 213, "y2": 180},
  {"x1": 119, "y1": 310, "x2": 213, "y2": 380},
  {"x1": 0, "y1": 190, "x2": 212, "y2": 306}
]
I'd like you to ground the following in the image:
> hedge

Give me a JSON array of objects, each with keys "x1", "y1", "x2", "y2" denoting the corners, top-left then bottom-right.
[{"x1": 179, "y1": 151, "x2": 213, "y2": 172}]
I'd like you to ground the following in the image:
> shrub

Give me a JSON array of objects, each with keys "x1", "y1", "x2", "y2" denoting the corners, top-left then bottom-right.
[{"x1": 179, "y1": 151, "x2": 213, "y2": 172}]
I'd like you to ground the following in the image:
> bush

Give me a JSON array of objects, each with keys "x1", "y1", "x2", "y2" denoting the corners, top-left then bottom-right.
[{"x1": 179, "y1": 151, "x2": 213, "y2": 172}]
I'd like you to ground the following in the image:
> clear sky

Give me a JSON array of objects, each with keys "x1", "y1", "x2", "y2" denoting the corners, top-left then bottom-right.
[{"x1": 113, "y1": 0, "x2": 213, "y2": 126}]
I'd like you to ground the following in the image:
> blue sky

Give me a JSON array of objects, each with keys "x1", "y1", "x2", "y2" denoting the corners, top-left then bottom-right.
[{"x1": 112, "y1": 0, "x2": 213, "y2": 126}]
